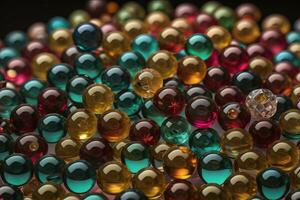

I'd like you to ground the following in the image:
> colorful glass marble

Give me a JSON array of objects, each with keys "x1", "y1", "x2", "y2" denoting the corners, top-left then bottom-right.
[
  {"x1": 215, "y1": 86, "x2": 244, "y2": 106},
  {"x1": 232, "y1": 19, "x2": 260, "y2": 44},
  {"x1": 20, "y1": 79, "x2": 47, "y2": 105},
  {"x1": 131, "y1": 34, "x2": 159, "y2": 60},
  {"x1": 0, "y1": 88, "x2": 21, "y2": 118},
  {"x1": 117, "y1": 51, "x2": 145, "y2": 77},
  {"x1": 198, "y1": 184, "x2": 231, "y2": 200},
  {"x1": 150, "y1": 142, "x2": 171, "y2": 171},
  {"x1": 103, "y1": 31, "x2": 130, "y2": 58},
  {"x1": 47, "y1": 63, "x2": 75, "y2": 90},
  {"x1": 232, "y1": 71, "x2": 262, "y2": 94},
  {"x1": 0, "y1": 185, "x2": 23, "y2": 200},
  {"x1": 114, "y1": 189, "x2": 148, "y2": 200},
  {"x1": 157, "y1": 27, "x2": 185, "y2": 53},
  {"x1": 66, "y1": 75, "x2": 93, "y2": 105},
  {"x1": 185, "y1": 34, "x2": 213, "y2": 60},
  {"x1": 164, "y1": 179, "x2": 198, "y2": 200},
  {"x1": 0, "y1": 47, "x2": 20, "y2": 67},
  {"x1": 55, "y1": 137, "x2": 81, "y2": 163},
  {"x1": 31, "y1": 52, "x2": 59, "y2": 80},
  {"x1": 279, "y1": 109, "x2": 300, "y2": 139},
  {"x1": 82, "y1": 193, "x2": 108, "y2": 200},
  {"x1": 114, "y1": 89, "x2": 142, "y2": 116},
  {"x1": 206, "y1": 25, "x2": 231, "y2": 50},
  {"x1": 0, "y1": 133, "x2": 13, "y2": 161},
  {"x1": 141, "y1": 99, "x2": 165, "y2": 125},
  {"x1": 4, "y1": 57, "x2": 31, "y2": 86},
  {"x1": 75, "y1": 53, "x2": 104, "y2": 79},
  {"x1": 203, "y1": 66, "x2": 231, "y2": 92}
]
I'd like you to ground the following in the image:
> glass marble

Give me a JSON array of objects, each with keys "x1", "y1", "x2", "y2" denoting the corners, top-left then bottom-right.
[
  {"x1": 20, "y1": 79, "x2": 47, "y2": 105},
  {"x1": 113, "y1": 141, "x2": 129, "y2": 162},
  {"x1": 117, "y1": 51, "x2": 145, "y2": 77},
  {"x1": 272, "y1": 95, "x2": 293, "y2": 122},
  {"x1": 49, "y1": 29, "x2": 72, "y2": 54},
  {"x1": 291, "y1": 165, "x2": 300, "y2": 189},
  {"x1": 286, "y1": 190, "x2": 300, "y2": 200},
  {"x1": 141, "y1": 99, "x2": 165, "y2": 125},
  {"x1": 157, "y1": 27, "x2": 185, "y2": 53},
  {"x1": 198, "y1": 152, "x2": 233, "y2": 184},
  {"x1": 150, "y1": 142, "x2": 171, "y2": 172},
  {"x1": 262, "y1": 14, "x2": 290, "y2": 34},
  {"x1": 69, "y1": 10, "x2": 90, "y2": 27},
  {"x1": 280, "y1": 109, "x2": 300, "y2": 139},
  {"x1": 164, "y1": 179, "x2": 198, "y2": 200},
  {"x1": 132, "y1": 167, "x2": 166, "y2": 199},
  {"x1": 47, "y1": 17, "x2": 70, "y2": 33},
  {"x1": 198, "y1": 184, "x2": 231, "y2": 200},
  {"x1": 213, "y1": 6, "x2": 236, "y2": 30},
  {"x1": 32, "y1": 183, "x2": 64, "y2": 200},
  {"x1": 55, "y1": 137, "x2": 81, "y2": 163},
  {"x1": 289, "y1": 42, "x2": 300, "y2": 59},
  {"x1": 97, "y1": 161, "x2": 131, "y2": 194},
  {"x1": 121, "y1": 142, "x2": 151, "y2": 174},
  {"x1": 66, "y1": 109, "x2": 97, "y2": 141},
  {"x1": 0, "y1": 88, "x2": 21, "y2": 118},
  {"x1": 246, "y1": 43, "x2": 273, "y2": 59},
  {"x1": 203, "y1": 66, "x2": 231, "y2": 92},
  {"x1": 184, "y1": 84, "x2": 212, "y2": 101},
  {"x1": 114, "y1": 189, "x2": 148, "y2": 200},
  {"x1": 260, "y1": 30, "x2": 287, "y2": 55},
  {"x1": 232, "y1": 71, "x2": 262, "y2": 94},
  {"x1": 38, "y1": 114, "x2": 66, "y2": 143},
  {"x1": 265, "y1": 72, "x2": 292, "y2": 96},
  {"x1": 114, "y1": 89, "x2": 142, "y2": 116},
  {"x1": 82, "y1": 193, "x2": 108, "y2": 200},
  {"x1": 202, "y1": 1, "x2": 221, "y2": 14},
  {"x1": 0, "y1": 47, "x2": 20, "y2": 67},
  {"x1": 79, "y1": 137, "x2": 113, "y2": 168},
  {"x1": 206, "y1": 25, "x2": 232, "y2": 50},
  {"x1": 31, "y1": 52, "x2": 59, "y2": 80},
  {"x1": 177, "y1": 56, "x2": 207, "y2": 85},
  {"x1": 35, "y1": 155, "x2": 65, "y2": 184},
  {"x1": 61, "y1": 46, "x2": 80, "y2": 66},
  {"x1": 122, "y1": 19, "x2": 147, "y2": 39},
  {"x1": 1, "y1": 153, "x2": 33, "y2": 186},
  {"x1": 147, "y1": 0, "x2": 173, "y2": 15},
  {"x1": 185, "y1": 34, "x2": 213, "y2": 60},
  {"x1": 5, "y1": 30, "x2": 28, "y2": 50},
  {"x1": 47, "y1": 63, "x2": 76, "y2": 90},
  {"x1": 4, "y1": 57, "x2": 31, "y2": 86},
  {"x1": 103, "y1": 31, "x2": 130, "y2": 58},
  {"x1": 63, "y1": 160, "x2": 96, "y2": 194},
  {"x1": 132, "y1": 68, "x2": 163, "y2": 98},
  {"x1": 131, "y1": 34, "x2": 159, "y2": 60},
  {"x1": 0, "y1": 133, "x2": 13, "y2": 161},
  {"x1": 27, "y1": 22, "x2": 48, "y2": 42},
  {"x1": 274, "y1": 50, "x2": 300, "y2": 67},
  {"x1": 291, "y1": 85, "x2": 300, "y2": 104},
  {"x1": 236, "y1": 3, "x2": 261, "y2": 21},
  {"x1": 0, "y1": 185, "x2": 23, "y2": 200},
  {"x1": 145, "y1": 11, "x2": 170, "y2": 36},
  {"x1": 232, "y1": 19, "x2": 260, "y2": 44},
  {"x1": 75, "y1": 53, "x2": 104, "y2": 80},
  {"x1": 256, "y1": 167, "x2": 290, "y2": 200}
]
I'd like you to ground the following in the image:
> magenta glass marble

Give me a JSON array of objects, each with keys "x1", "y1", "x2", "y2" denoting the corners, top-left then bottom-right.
[
  {"x1": 194, "y1": 13, "x2": 218, "y2": 33},
  {"x1": 4, "y1": 58, "x2": 31, "y2": 85},
  {"x1": 205, "y1": 50, "x2": 220, "y2": 68},
  {"x1": 260, "y1": 30, "x2": 287, "y2": 55},
  {"x1": 246, "y1": 43, "x2": 273, "y2": 59},
  {"x1": 175, "y1": 3, "x2": 199, "y2": 23}
]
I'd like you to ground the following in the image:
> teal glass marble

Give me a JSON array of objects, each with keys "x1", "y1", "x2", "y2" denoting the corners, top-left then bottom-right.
[
  {"x1": 1, "y1": 154, "x2": 33, "y2": 187},
  {"x1": 161, "y1": 116, "x2": 191, "y2": 145},
  {"x1": 0, "y1": 133, "x2": 13, "y2": 161},
  {"x1": 232, "y1": 71, "x2": 262, "y2": 94},
  {"x1": 83, "y1": 193, "x2": 108, "y2": 200},
  {"x1": 198, "y1": 152, "x2": 233, "y2": 185},
  {"x1": 38, "y1": 114, "x2": 66, "y2": 143},
  {"x1": 0, "y1": 88, "x2": 21, "y2": 118},
  {"x1": 0, "y1": 185, "x2": 23, "y2": 200},
  {"x1": 47, "y1": 17, "x2": 71, "y2": 33},
  {"x1": 117, "y1": 51, "x2": 145, "y2": 77},
  {"x1": 176, "y1": 49, "x2": 187, "y2": 60},
  {"x1": 257, "y1": 167, "x2": 290, "y2": 200},
  {"x1": 213, "y1": 6, "x2": 237, "y2": 30},
  {"x1": 5, "y1": 31, "x2": 28, "y2": 51},
  {"x1": 66, "y1": 75, "x2": 93, "y2": 105},
  {"x1": 272, "y1": 95, "x2": 293, "y2": 122},
  {"x1": 0, "y1": 47, "x2": 20, "y2": 67},
  {"x1": 185, "y1": 33, "x2": 213, "y2": 60},
  {"x1": 35, "y1": 155, "x2": 65, "y2": 184},
  {"x1": 115, "y1": 89, "x2": 142, "y2": 116},
  {"x1": 75, "y1": 53, "x2": 104, "y2": 79},
  {"x1": 141, "y1": 99, "x2": 166, "y2": 126},
  {"x1": 189, "y1": 128, "x2": 221, "y2": 157},
  {"x1": 47, "y1": 63, "x2": 76, "y2": 90},
  {"x1": 287, "y1": 31, "x2": 300, "y2": 44},
  {"x1": 63, "y1": 160, "x2": 96, "y2": 194},
  {"x1": 100, "y1": 66, "x2": 131, "y2": 93},
  {"x1": 131, "y1": 34, "x2": 159, "y2": 60},
  {"x1": 121, "y1": 142, "x2": 151, "y2": 174},
  {"x1": 274, "y1": 50, "x2": 300, "y2": 67},
  {"x1": 20, "y1": 79, "x2": 47, "y2": 105}
]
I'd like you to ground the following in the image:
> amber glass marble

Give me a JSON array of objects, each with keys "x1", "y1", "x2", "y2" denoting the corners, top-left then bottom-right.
[
  {"x1": 262, "y1": 14, "x2": 290, "y2": 34},
  {"x1": 103, "y1": 31, "x2": 130, "y2": 58},
  {"x1": 32, "y1": 183, "x2": 64, "y2": 200},
  {"x1": 236, "y1": 3, "x2": 261, "y2": 21},
  {"x1": 145, "y1": 11, "x2": 170, "y2": 36},
  {"x1": 31, "y1": 53, "x2": 59, "y2": 80},
  {"x1": 232, "y1": 19, "x2": 260, "y2": 44},
  {"x1": 248, "y1": 56, "x2": 273, "y2": 80},
  {"x1": 206, "y1": 25, "x2": 232, "y2": 50},
  {"x1": 55, "y1": 138, "x2": 81, "y2": 163},
  {"x1": 264, "y1": 72, "x2": 292, "y2": 96},
  {"x1": 279, "y1": 109, "x2": 300, "y2": 140},
  {"x1": 49, "y1": 29, "x2": 73, "y2": 54},
  {"x1": 123, "y1": 19, "x2": 147, "y2": 39},
  {"x1": 290, "y1": 165, "x2": 300, "y2": 189},
  {"x1": 164, "y1": 179, "x2": 198, "y2": 200},
  {"x1": 158, "y1": 27, "x2": 185, "y2": 53},
  {"x1": 198, "y1": 184, "x2": 231, "y2": 200},
  {"x1": 150, "y1": 142, "x2": 171, "y2": 171}
]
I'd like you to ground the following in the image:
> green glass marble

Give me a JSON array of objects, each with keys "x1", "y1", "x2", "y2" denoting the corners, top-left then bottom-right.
[
  {"x1": 198, "y1": 152, "x2": 233, "y2": 185},
  {"x1": 189, "y1": 128, "x2": 221, "y2": 157},
  {"x1": 257, "y1": 167, "x2": 290, "y2": 200},
  {"x1": 0, "y1": 133, "x2": 13, "y2": 161},
  {"x1": 287, "y1": 31, "x2": 300, "y2": 44},
  {"x1": 141, "y1": 99, "x2": 166, "y2": 126},
  {"x1": 161, "y1": 116, "x2": 191, "y2": 145},
  {"x1": 202, "y1": 1, "x2": 222, "y2": 15},
  {"x1": 118, "y1": 51, "x2": 145, "y2": 77},
  {"x1": 82, "y1": 193, "x2": 108, "y2": 200},
  {"x1": 0, "y1": 88, "x2": 21, "y2": 118},
  {"x1": 115, "y1": 89, "x2": 142, "y2": 116},
  {"x1": 121, "y1": 142, "x2": 151, "y2": 174},
  {"x1": 232, "y1": 71, "x2": 262, "y2": 94},
  {"x1": 5, "y1": 31, "x2": 28, "y2": 51},
  {"x1": 185, "y1": 34, "x2": 213, "y2": 60},
  {"x1": 47, "y1": 17, "x2": 71, "y2": 33},
  {"x1": 214, "y1": 6, "x2": 236, "y2": 30},
  {"x1": 274, "y1": 50, "x2": 300, "y2": 67},
  {"x1": 147, "y1": 0, "x2": 173, "y2": 16},
  {"x1": 75, "y1": 53, "x2": 104, "y2": 79},
  {"x1": 1, "y1": 154, "x2": 33, "y2": 187},
  {"x1": 272, "y1": 95, "x2": 293, "y2": 122},
  {"x1": 63, "y1": 160, "x2": 96, "y2": 194},
  {"x1": 131, "y1": 34, "x2": 159, "y2": 60},
  {"x1": 35, "y1": 155, "x2": 65, "y2": 184},
  {"x1": 38, "y1": 114, "x2": 66, "y2": 143},
  {"x1": 20, "y1": 79, "x2": 47, "y2": 105},
  {"x1": 123, "y1": 2, "x2": 145, "y2": 20},
  {"x1": 47, "y1": 63, "x2": 76, "y2": 90},
  {"x1": 0, "y1": 47, "x2": 20, "y2": 67},
  {"x1": 115, "y1": 9, "x2": 136, "y2": 25}
]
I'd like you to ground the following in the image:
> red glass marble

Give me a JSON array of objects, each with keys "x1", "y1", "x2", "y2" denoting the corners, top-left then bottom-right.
[
  {"x1": 61, "y1": 46, "x2": 80, "y2": 67},
  {"x1": 153, "y1": 86, "x2": 185, "y2": 116},
  {"x1": 10, "y1": 104, "x2": 39, "y2": 135},
  {"x1": 14, "y1": 133, "x2": 48, "y2": 163},
  {"x1": 249, "y1": 119, "x2": 281, "y2": 148},
  {"x1": 37, "y1": 87, "x2": 68, "y2": 116},
  {"x1": 260, "y1": 30, "x2": 287, "y2": 55},
  {"x1": 194, "y1": 13, "x2": 218, "y2": 33},
  {"x1": 129, "y1": 119, "x2": 161, "y2": 146},
  {"x1": 246, "y1": 43, "x2": 273, "y2": 59},
  {"x1": 205, "y1": 50, "x2": 220, "y2": 68},
  {"x1": 4, "y1": 58, "x2": 31, "y2": 86},
  {"x1": 203, "y1": 66, "x2": 231, "y2": 92},
  {"x1": 185, "y1": 96, "x2": 217, "y2": 128},
  {"x1": 215, "y1": 86, "x2": 245, "y2": 106},
  {"x1": 274, "y1": 61, "x2": 297, "y2": 78},
  {"x1": 22, "y1": 41, "x2": 49, "y2": 61},
  {"x1": 164, "y1": 179, "x2": 198, "y2": 200},
  {"x1": 218, "y1": 45, "x2": 249, "y2": 74},
  {"x1": 218, "y1": 102, "x2": 251, "y2": 130},
  {"x1": 175, "y1": 3, "x2": 199, "y2": 23},
  {"x1": 264, "y1": 72, "x2": 292, "y2": 96},
  {"x1": 0, "y1": 117, "x2": 15, "y2": 135},
  {"x1": 79, "y1": 137, "x2": 113, "y2": 168}
]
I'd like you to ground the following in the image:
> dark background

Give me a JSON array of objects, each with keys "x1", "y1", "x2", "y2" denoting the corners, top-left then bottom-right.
[{"x1": 0, "y1": 0, "x2": 298, "y2": 38}]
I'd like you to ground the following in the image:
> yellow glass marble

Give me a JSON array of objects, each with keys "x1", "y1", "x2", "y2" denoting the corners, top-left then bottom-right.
[
  {"x1": 279, "y1": 109, "x2": 300, "y2": 139},
  {"x1": 113, "y1": 141, "x2": 128, "y2": 161},
  {"x1": 232, "y1": 19, "x2": 260, "y2": 44},
  {"x1": 266, "y1": 140, "x2": 299, "y2": 172},
  {"x1": 97, "y1": 161, "x2": 131, "y2": 195},
  {"x1": 162, "y1": 146, "x2": 197, "y2": 179},
  {"x1": 83, "y1": 83, "x2": 114, "y2": 115},
  {"x1": 235, "y1": 150, "x2": 267, "y2": 177},
  {"x1": 69, "y1": 10, "x2": 91, "y2": 27},
  {"x1": 31, "y1": 52, "x2": 59, "y2": 80},
  {"x1": 123, "y1": 19, "x2": 147, "y2": 39},
  {"x1": 177, "y1": 56, "x2": 207, "y2": 85},
  {"x1": 32, "y1": 183, "x2": 64, "y2": 200},
  {"x1": 198, "y1": 184, "x2": 231, "y2": 200},
  {"x1": 289, "y1": 42, "x2": 300, "y2": 59},
  {"x1": 224, "y1": 172, "x2": 257, "y2": 200},
  {"x1": 49, "y1": 29, "x2": 73, "y2": 54},
  {"x1": 221, "y1": 128, "x2": 253, "y2": 158},
  {"x1": 103, "y1": 31, "x2": 130, "y2": 58},
  {"x1": 145, "y1": 11, "x2": 170, "y2": 36},
  {"x1": 248, "y1": 56, "x2": 273, "y2": 80},
  {"x1": 55, "y1": 137, "x2": 81, "y2": 163},
  {"x1": 262, "y1": 14, "x2": 291, "y2": 34},
  {"x1": 150, "y1": 142, "x2": 171, "y2": 172},
  {"x1": 291, "y1": 85, "x2": 300, "y2": 104},
  {"x1": 206, "y1": 25, "x2": 232, "y2": 50},
  {"x1": 66, "y1": 109, "x2": 97, "y2": 141},
  {"x1": 132, "y1": 68, "x2": 163, "y2": 98},
  {"x1": 89, "y1": 18, "x2": 102, "y2": 27},
  {"x1": 157, "y1": 27, "x2": 185, "y2": 53},
  {"x1": 146, "y1": 50, "x2": 178, "y2": 79},
  {"x1": 290, "y1": 164, "x2": 300, "y2": 189},
  {"x1": 171, "y1": 18, "x2": 193, "y2": 37},
  {"x1": 132, "y1": 167, "x2": 166, "y2": 199}
]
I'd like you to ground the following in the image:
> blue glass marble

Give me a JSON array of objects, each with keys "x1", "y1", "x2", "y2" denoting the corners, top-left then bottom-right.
[
  {"x1": 47, "y1": 17, "x2": 70, "y2": 33},
  {"x1": 101, "y1": 66, "x2": 131, "y2": 93},
  {"x1": 118, "y1": 51, "x2": 145, "y2": 77},
  {"x1": 63, "y1": 160, "x2": 96, "y2": 194},
  {"x1": 0, "y1": 47, "x2": 20, "y2": 67},
  {"x1": 75, "y1": 53, "x2": 104, "y2": 79},
  {"x1": 131, "y1": 34, "x2": 159, "y2": 60},
  {"x1": 20, "y1": 79, "x2": 47, "y2": 105},
  {"x1": 0, "y1": 88, "x2": 21, "y2": 118},
  {"x1": 115, "y1": 89, "x2": 142, "y2": 116},
  {"x1": 0, "y1": 133, "x2": 13, "y2": 161},
  {"x1": 82, "y1": 193, "x2": 108, "y2": 200},
  {"x1": 185, "y1": 33, "x2": 213, "y2": 60},
  {"x1": 286, "y1": 31, "x2": 300, "y2": 44},
  {"x1": 274, "y1": 50, "x2": 300, "y2": 67},
  {"x1": 5, "y1": 31, "x2": 28, "y2": 51},
  {"x1": 115, "y1": 189, "x2": 148, "y2": 200},
  {"x1": 47, "y1": 63, "x2": 76, "y2": 90},
  {"x1": 38, "y1": 114, "x2": 66, "y2": 143},
  {"x1": 189, "y1": 128, "x2": 221, "y2": 157},
  {"x1": 35, "y1": 155, "x2": 65, "y2": 184},
  {"x1": 257, "y1": 167, "x2": 290, "y2": 200},
  {"x1": 0, "y1": 185, "x2": 23, "y2": 200},
  {"x1": 1, "y1": 154, "x2": 33, "y2": 187},
  {"x1": 73, "y1": 22, "x2": 102, "y2": 52},
  {"x1": 198, "y1": 152, "x2": 233, "y2": 185}
]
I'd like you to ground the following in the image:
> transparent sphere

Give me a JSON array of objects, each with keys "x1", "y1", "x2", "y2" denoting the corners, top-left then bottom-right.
[
  {"x1": 262, "y1": 14, "x2": 290, "y2": 34},
  {"x1": 31, "y1": 53, "x2": 59, "y2": 80},
  {"x1": 206, "y1": 25, "x2": 232, "y2": 50},
  {"x1": 232, "y1": 19, "x2": 260, "y2": 44},
  {"x1": 103, "y1": 31, "x2": 130, "y2": 58},
  {"x1": 280, "y1": 109, "x2": 300, "y2": 139}
]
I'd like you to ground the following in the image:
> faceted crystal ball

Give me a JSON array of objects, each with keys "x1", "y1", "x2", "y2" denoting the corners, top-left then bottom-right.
[{"x1": 245, "y1": 88, "x2": 277, "y2": 119}]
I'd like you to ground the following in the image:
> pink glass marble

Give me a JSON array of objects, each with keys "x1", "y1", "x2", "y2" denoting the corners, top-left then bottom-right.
[
  {"x1": 246, "y1": 43, "x2": 273, "y2": 59},
  {"x1": 260, "y1": 30, "x2": 287, "y2": 55},
  {"x1": 194, "y1": 13, "x2": 218, "y2": 33},
  {"x1": 100, "y1": 23, "x2": 118, "y2": 36},
  {"x1": 175, "y1": 3, "x2": 199, "y2": 23},
  {"x1": 4, "y1": 58, "x2": 31, "y2": 85},
  {"x1": 275, "y1": 61, "x2": 298, "y2": 78}
]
